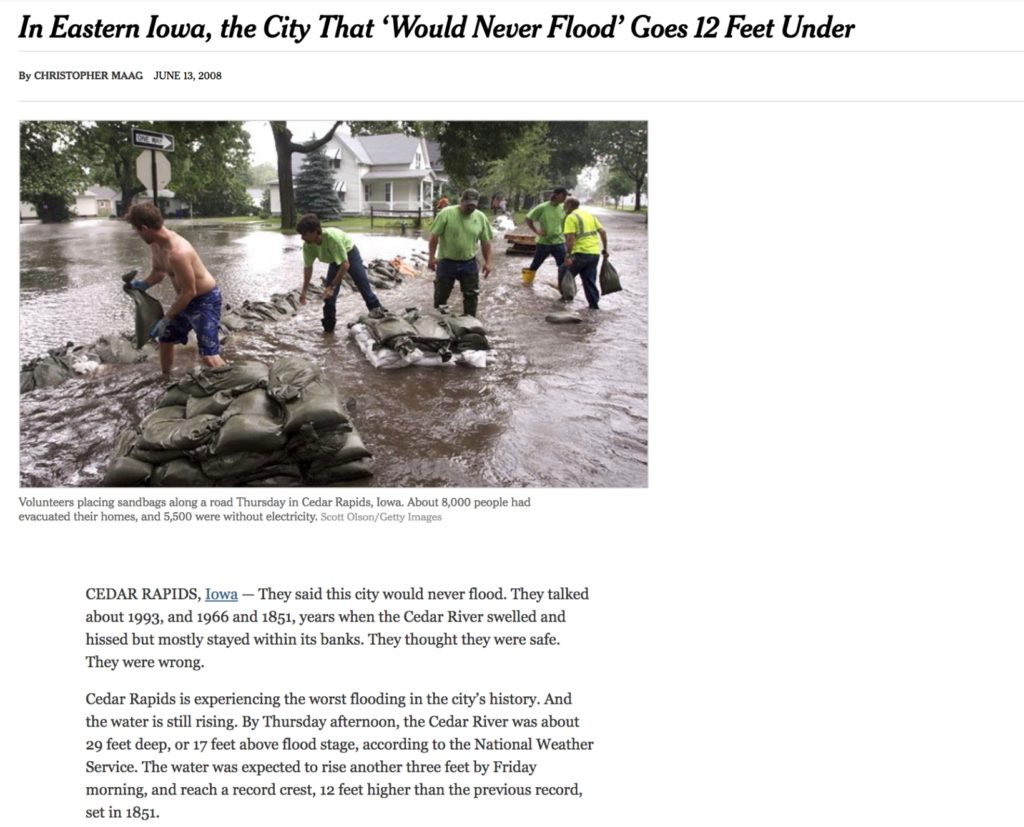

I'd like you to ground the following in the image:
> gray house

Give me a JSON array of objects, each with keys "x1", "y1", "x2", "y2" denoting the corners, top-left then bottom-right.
[{"x1": 269, "y1": 133, "x2": 446, "y2": 216}]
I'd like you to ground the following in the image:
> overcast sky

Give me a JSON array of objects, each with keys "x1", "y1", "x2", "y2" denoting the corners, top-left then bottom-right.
[{"x1": 244, "y1": 121, "x2": 341, "y2": 167}]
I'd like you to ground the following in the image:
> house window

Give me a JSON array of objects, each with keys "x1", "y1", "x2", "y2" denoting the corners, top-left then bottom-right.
[
  {"x1": 364, "y1": 184, "x2": 372, "y2": 202},
  {"x1": 384, "y1": 183, "x2": 393, "y2": 202},
  {"x1": 333, "y1": 158, "x2": 341, "y2": 169}
]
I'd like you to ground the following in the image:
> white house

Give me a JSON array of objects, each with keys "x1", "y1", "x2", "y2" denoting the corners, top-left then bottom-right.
[
  {"x1": 269, "y1": 133, "x2": 446, "y2": 217},
  {"x1": 132, "y1": 189, "x2": 191, "y2": 217},
  {"x1": 21, "y1": 185, "x2": 120, "y2": 220},
  {"x1": 73, "y1": 185, "x2": 119, "y2": 217}
]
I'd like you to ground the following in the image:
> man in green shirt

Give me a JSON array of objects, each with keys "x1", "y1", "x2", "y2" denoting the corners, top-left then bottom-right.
[
  {"x1": 428, "y1": 188, "x2": 494, "y2": 318},
  {"x1": 296, "y1": 213, "x2": 384, "y2": 333},
  {"x1": 563, "y1": 197, "x2": 609, "y2": 310},
  {"x1": 525, "y1": 187, "x2": 568, "y2": 276}
]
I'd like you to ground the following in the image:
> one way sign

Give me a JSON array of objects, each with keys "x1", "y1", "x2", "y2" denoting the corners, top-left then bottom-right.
[{"x1": 131, "y1": 127, "x2": 175, "y2": 152}]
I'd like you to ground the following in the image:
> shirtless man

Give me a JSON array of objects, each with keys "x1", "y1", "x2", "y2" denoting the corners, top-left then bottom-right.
[{"x1": 126, "y1": 203, "x2": 226, "y2": 376}]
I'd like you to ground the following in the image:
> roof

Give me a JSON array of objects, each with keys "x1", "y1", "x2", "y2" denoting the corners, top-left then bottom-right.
[
  {"x1": 336, "y1": 134, "x2": 372, "y2": 165},
  {"x1": 355, "y1": 134, "x2": 424, "y2": 165},
  {"x1": 80, "y1": 185, "x2": 118, "y2": 199},
  {"x1": 276, "y1": 132, "x2": 443, "y2": 180},
  {"x1": 361, "y1": 169, "x2": 437, "y2": 181},
  {"x1": 426, "y1": 140, "x2": 444, "y2": 172}
]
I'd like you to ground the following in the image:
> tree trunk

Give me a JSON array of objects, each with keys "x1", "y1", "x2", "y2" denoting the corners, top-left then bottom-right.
[
  {"x1": 634, "y1": 177, "x2": 644, "y2": 212},
  {"x1": 272, "y1": 121, "x2": 344, "y2": 231}
]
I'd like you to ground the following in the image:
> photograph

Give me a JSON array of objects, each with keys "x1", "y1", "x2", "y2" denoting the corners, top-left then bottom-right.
[{"x1": 19, "y1": 120, "x2": 649, "y2": 488}]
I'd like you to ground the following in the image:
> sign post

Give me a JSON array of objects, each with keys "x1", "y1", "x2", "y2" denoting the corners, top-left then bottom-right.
[{"x1": 131, "y1": 128, "x2": 175, "y2": 211}]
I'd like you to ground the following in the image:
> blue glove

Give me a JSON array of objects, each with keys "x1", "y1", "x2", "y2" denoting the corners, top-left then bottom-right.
[
  {"x1": 129, "y1": 279, "x2": 150, "y2": 291},
  {"x1": 149, "y1": 317, "x2": 170, "y2": 340}
]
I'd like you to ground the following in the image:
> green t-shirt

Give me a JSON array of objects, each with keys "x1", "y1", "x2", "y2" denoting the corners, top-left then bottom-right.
[
  {"x1": 303, "y1": 227, "x2": 354, "y2": 267},
  {"x1": 430, "y1": 206, "x2": 493, "y2": 261},
  {"x1": 563, "y1": 210, "x2": 604, "y2": 255},
  {"x1": 526, "y1": 200, "x2": 566, "y2": 244}
]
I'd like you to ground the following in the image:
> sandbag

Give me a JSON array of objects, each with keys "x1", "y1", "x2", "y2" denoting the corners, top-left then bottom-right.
[
  {"x1": 112, "y1": 428, "x2": 139, "y2": 458},
  {"x1": 156, "y1": 386, "x2": 192, "y2": 408},
  {"x1": 185, "y1": 391, "x2": 235, "y2": 419},
  {"x1": 130, "y1": 446, "x2": 186, "y2": 465},
  {"x1": 123, "y1": 277, "x2": 166, "y2": 349},
  {"x1": 209, "y1": 414, "x2": 286, "y2": 455},
  {"x1": 599, "y1": 257, "x2": 622, "y2": 295},
  {"x1": 137, "y1": 406, "x2": 221, "y2": 451},
  {"x1": 150, "y1": 458, "x2": 211, "y2": 487},
  {"x1": 282, "y1": 379, "x2": 349, "y2": 434},
  {"x1": 94, "y1": 335, "x2": 147, "y2": 365},
  {"x1": 32, "y1": 356, "x2": 73, "y2": 388},
  {"x1": 558, "y1": 269, "x2": 577, "y2": 301},
  {"x1": 267, "y1": 357, "x2": 324, "y2": 403},
  {"x1": 453, "y1": 333, "x2": 490, "y2": 351},
  {"x1": 441, "y1": 314, "x2": 485, "y2": 337},
  {"x1": 366, "y1": 313, "x2": 418, "y2": 347},
  {"x1": 546, "y1": 311, "x2": 582, "y2": 324},
  {"x1": 223, "y1": 389, "x2": 282, "y2": 420},
  {"x1": 102, "y1": 457, "x2": 154, "y2": 487},
  {"x1": 176, "y1": 361, "x2": 269, "y2": 398},
  {"x1": 20, "y1": 370, "x2": 36, "y2": 394},
  {"x1": 288, "y1": 423, "x2": 370, "y2": 465},
  {"x1": 201, "y1": 449, "x2": 289, "y2": 481}
]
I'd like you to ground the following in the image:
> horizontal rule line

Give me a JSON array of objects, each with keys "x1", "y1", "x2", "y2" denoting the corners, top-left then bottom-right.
[
  {"x1": 17, "y1": 49, "x2": 1024, "y2": 54},
  {"x1": 20, "y1": 100, "x2": 1024, "y2": 105}
]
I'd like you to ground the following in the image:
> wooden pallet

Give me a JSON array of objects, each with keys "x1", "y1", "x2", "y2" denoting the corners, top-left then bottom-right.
[{"x1": 504, "y1": 232, "x2": 537, "y2": 256}]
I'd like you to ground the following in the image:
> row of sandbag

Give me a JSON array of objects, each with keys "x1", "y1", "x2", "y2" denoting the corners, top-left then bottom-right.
[
  {"x1": 349, "y1": 307, "x2": 490, "y2": 369},
  {"x1": 102, "y1": 357, "x2": 372, "y2": 487},
  {"x1": 342, "y1": 253, "x2": 426, "y2": 292},
  {"x1": 19, "y1": 282, "x2": 325, "y2": 395}
]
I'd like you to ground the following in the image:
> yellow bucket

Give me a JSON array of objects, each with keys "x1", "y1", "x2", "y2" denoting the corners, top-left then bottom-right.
[{"x1": 521, "y1": 268, "x2": 536, "y2": 285}]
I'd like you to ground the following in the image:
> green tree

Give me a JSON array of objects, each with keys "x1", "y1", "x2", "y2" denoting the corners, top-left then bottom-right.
[
  {"x1": 20, "y1": 122, "x2": 88, "y2": 222},
  {"x1": 422, "y1": 122, "x2": 532, "y2": 184},
  {"x1": 294, "y1": 148, "x2": 342, "y2": 220},
  {"x1": 597, "y1": 166, "x2": 634, "y2": 207},
  {"x1": 246, "y1": 162, "x2": 278, "y2": 187},
  {"x1": 80, "y1": 121, "x2": 145, "y2": 215},
  {"x1": 83, "y1": 121, "x2": 254, "y2": 216},
  {"x1": 480, "y1": 124, "x2": 551, "y2": 210},
  {"x1": 544, "y1": 122, "x2": 597, "y2": 189},
  {"x1": 169, "y1": 122, "x2": 253, "y2": 216},
  {"x1": 594, "y1": 122, "x2": 648, "y2": 211},
  {"x1": 271, "y1": 121, "x2": 343, "y2": 230}
]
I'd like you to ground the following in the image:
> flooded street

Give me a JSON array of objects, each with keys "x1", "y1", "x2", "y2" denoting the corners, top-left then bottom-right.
[{"x1": 20, "y1": 208, "x2": 648, "y2": 487}]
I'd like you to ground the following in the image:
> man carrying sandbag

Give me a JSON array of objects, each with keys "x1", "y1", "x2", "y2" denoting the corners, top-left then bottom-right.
[
  {"x1": 563, "y1": 197, "x2": 609, "y2": 311},
  {"x1": 428, "y1": 188, "x2": 493, "y2": 318},
  {"x1": 296, "y1": 213, "x2": 385, "y2": 333},
  {"x1": 126, "y1": 203, "x2": 227, "y2": 376}
]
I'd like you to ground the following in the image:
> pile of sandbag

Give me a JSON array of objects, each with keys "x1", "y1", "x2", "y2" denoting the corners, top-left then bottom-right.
[
  {"x1": 219, "y1": 285, "x2": 321, "y2": 335},
  {"x1": 339, "y1": 253, "x2": 425, "y2": 292},
  {"x1": 101, "y1": 356, "x2": 372, "y2": 487},
  {"x1": 21, "y1": 282, "x2": 325, "y2": 395},
  {"x1": 20, "y1": 337, "x2": 155, "y2": 392},
  {"x1": 348, "y1": 307, "x2": 489, "y2": 369}
]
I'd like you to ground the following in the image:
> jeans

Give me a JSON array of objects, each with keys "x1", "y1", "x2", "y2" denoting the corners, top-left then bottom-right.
[
  {"x1": 323, "y1": 245, "x2": 380, "y2": 332},
  {"x1": 434, "y1": 258, "x2": 481, "y2": 318},
  {"x1": 528, "y1": 242, "x2": 566, "y2": 273},
  {"x1": 568, "y1": 253, "x2": 601, "y2": 309}
]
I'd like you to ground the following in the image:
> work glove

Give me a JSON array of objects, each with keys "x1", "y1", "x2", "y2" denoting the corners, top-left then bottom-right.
[
  {"x1": 149, "y1": 317, "x2": 170, "y2": 340},
  {"x1": 129, "y1": 279, "x2": 150, "y2": 291}
]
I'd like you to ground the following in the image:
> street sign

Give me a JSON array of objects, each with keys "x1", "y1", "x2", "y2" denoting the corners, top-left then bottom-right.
[
  {"x1": 136, "y1": 150, "x2": 171, "y2": 193},
  {"x1": 131, "y1": 127, "x2": 174, "y2": 152}
]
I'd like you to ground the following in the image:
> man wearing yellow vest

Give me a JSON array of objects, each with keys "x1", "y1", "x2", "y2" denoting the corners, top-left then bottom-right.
[
  {"x1": 563, "y1": 197, "x2": 609, "y2": 310},
  {"x1": 428, "y1": 188, "x2": 493, "y2": 318}
]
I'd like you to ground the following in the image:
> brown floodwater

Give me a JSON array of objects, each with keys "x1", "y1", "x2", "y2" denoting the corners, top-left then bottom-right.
[{"x1": 19, "y1": 208, "x2": 648, "y2": 487}]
